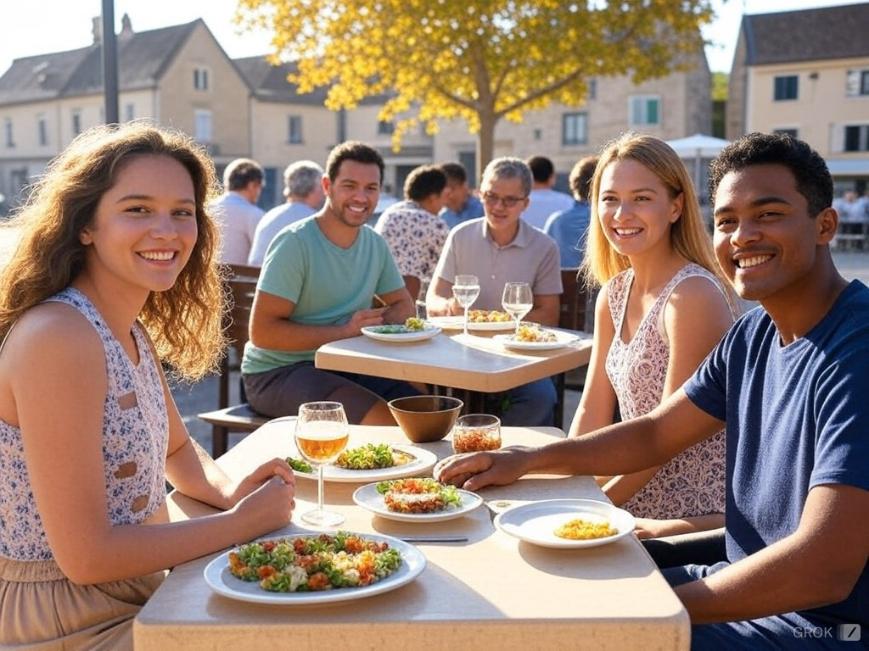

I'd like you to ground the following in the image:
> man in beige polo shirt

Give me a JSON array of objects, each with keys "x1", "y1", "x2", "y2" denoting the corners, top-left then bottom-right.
[{"x1": 427, "y1": 157, "x2": 562, "y2": 425}]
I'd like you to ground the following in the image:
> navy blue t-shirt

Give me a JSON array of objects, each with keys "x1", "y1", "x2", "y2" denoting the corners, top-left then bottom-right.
[{"x1": 684, "y1": 280, "x2": 869, "y2": 627}]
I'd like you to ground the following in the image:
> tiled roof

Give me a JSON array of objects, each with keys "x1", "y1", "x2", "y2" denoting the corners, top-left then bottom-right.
[
  {"x1": 233, "y1": 56, "x2": 329, "y2": 104},
  {"x1": 742, "y1": 3, "x2": 869, "y2": 65},
  {"x1": 0, "y1": 21, "x2": 198, "y2": 105}
]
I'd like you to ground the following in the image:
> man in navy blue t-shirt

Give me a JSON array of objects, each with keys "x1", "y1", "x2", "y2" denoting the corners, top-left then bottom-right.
[{"x1": 437, "y1": 134, "x2": 868, "y2": 648}]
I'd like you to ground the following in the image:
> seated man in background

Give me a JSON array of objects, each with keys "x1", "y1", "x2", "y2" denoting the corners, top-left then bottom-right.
[
  {"x1": 437, "y1": 133, "x2": 868, "y2": 649},
  {"x1": 427, "y1": 157, "x2": 562, "y2": 426},
  {"x1": 248, "y1": 160, "x2": 325, "y2": 266},
  {"x1": 375, "y1": 165, "x2": 450, "y2": 302},
  {"x1": 522, "y1": 155, "x2": 573, "y2": 230},
  {"x1": 543, "y1": 156, "x2": 597, "y2": 268},
  {"x1": 209, "y1": 158, "x2": 265, "y2": 265},
  {"x1": 242, "y1": 142, "x2": 419, "y2": 425},
  {"x1": 439, "y1": 162, "x2": 484, "y2": 229}
]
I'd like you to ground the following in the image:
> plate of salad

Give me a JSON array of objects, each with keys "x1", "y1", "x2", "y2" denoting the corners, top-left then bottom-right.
[
  {"x1": 361, "y1": 317, "x2": 441, "y2": 342},
  {"x1": 286, "y1": 443, "x2": 437, "y2": 483},
  {"x1": 352, "y1": 478, "x2": 483, "y2": 522},
  {"x1": 204, "y1": 531, "x2": 426, "y2": 605}
]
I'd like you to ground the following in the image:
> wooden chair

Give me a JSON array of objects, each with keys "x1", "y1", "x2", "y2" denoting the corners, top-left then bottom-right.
[
  {"x1": 198, "y1": 265, "x2": 268, "y2": 457},
  {"x1": 553, "y1": 268, "x2": 596, "y2": 429}
]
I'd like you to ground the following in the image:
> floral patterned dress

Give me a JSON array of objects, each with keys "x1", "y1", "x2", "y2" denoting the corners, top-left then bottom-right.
[{"x1": 604, "y1": 264, "x2": 728, "y2": 519}]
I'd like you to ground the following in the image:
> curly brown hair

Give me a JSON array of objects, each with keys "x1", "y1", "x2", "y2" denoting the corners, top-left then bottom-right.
[{"x1": 0, "y1": 122, "x2": 225, "y2": 381}]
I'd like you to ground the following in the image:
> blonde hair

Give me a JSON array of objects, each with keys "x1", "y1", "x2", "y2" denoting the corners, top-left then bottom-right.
[
  {"x1": 0, "y1": 122, "x2": 225, "y2": 381},
  {"x1": 581, "y1": 133, "x2": 726, "y2": 292}
]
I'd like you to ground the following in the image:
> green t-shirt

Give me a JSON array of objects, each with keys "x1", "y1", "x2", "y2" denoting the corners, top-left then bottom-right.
[{"x1": 241, "y1": 217, "x2": 404, "y2": 374}]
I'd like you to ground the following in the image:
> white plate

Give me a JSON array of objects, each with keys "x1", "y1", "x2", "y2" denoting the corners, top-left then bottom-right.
[
  {"x1": 494, "y1": 499, "x2": 635, "y2": 549},
  {"x1": 352, "y1": 482, "x2": 483, "y2": 523},
  {"x1": 290, "y1": 444, "x2": 438, "y2": 483},
  {"x1": 427, "y1": 315, "x2": 516, "y2": 332},
  {"x1": 494, "y1": 330, "x2": 579, "y2": 351},
  {"x1": 203, "y1": 532, "x2": 426, "y2": 605},
  {"x1": 361, "y1": 325, "x2": 441, "y2": 342}
]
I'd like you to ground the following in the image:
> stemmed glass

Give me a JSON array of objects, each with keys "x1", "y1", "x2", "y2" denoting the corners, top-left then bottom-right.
[
  {"x1": 452, "y1": 274, "x2": 481, "y2": 336},
  {"x1": 502, "y1": 282, "x2": 533, "y2": 338},
  {"x1": 294, "y1": 401, "x2": 350, "y2": 527}
]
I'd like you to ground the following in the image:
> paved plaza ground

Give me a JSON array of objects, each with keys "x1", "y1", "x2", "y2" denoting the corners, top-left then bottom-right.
[{"x1": 1, "y1": 225, "x2": 868, "y2": 454}]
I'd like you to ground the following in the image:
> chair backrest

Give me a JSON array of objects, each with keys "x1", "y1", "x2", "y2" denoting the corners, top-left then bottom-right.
[
  {"x1": 226, "y1": 275, "x2": 258, "y2": 359},
  {"x1": 559, "y1": 268, "x2": 587, "y2": 332},
  {"x1": 228, "y1": 263, "x2": 261, "y2": 281}
]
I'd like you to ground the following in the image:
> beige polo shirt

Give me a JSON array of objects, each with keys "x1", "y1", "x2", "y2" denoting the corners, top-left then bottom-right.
[{"x1": 432, "y1": 217, "x2": 562, "y2": 310}]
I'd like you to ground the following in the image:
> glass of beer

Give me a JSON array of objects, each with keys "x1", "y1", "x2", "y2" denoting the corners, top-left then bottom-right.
[{"x1": 294, "y1": 401, "x2": 350, "y2": 527}]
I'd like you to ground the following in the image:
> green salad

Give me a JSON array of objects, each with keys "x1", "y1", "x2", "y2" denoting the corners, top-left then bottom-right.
[
  {"x1": 369, "y1": 317, "x2": 426, "y2": 335},
  {"x1": 286, "y1": 456, "x2": 313, "y2": 473},
  {"x1": 335, "y1": 443, "x2": 413, "y2": 470}
]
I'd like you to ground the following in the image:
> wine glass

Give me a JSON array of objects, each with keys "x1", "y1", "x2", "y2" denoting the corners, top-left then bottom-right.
[
  {"x1": 452, "y1": 274, "x2": 480, "y2": 336},
  {"x1": 502, "y1": 282, "x2": 533, "y2": 338},
  {"x1": 294, "y1": 401, "x2": 350, "y2": 527}
]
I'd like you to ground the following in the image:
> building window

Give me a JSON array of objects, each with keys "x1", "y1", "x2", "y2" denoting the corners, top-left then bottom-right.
[
  {"x1": 588, "y1": 79, "x2": 597, "y2": 100},
  {"x1": 288, "y1": 115, "x2": 302, "y2": 144},
  {"x1": 629, "y1": 95, "x2": 660, "y2": 126},
  {"x1": 4, "y1": 118, "x2": 13, "y2": 147},
  {"x1": 194, "y1": 109, "x2": 212, "y2": 143},
  {"x1": 846, "y1": 69, "x2": 869, "y2": 96},
  {"x1": 562, "y1": 112, "x2": 588, "y2": 146},
  {"x1": 774, "y1": 75, "x2": 798, "y2": 101},
  {"x1": 377, "y1": 120, "x2": 395, "y2": 135},
  {"x1": 36, "y1": 115, "x2": 48, "y2": 146},
  {"x1": 125, "y1": 103, "x2": 135, "y2": 122},
  {"x1": 844, "y1": 125, "x2": 869, "y2": 152},
  {"x1": 72, "y1": 110, "x2": 82, "y2": 136},
  {"x1": 773, "y1": 128, "x2": 798, "y2": 138},
  {"x1": 533, "y1": 128, "x2": 543, "y2": 141},
  {"x1": 193, "y1": 67, "x2": 209, "y2": 91}
]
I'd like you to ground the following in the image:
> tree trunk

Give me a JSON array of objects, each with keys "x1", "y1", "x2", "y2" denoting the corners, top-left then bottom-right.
[{"x1": 476, "y1": 111, "x2": 497, "y2": 182}]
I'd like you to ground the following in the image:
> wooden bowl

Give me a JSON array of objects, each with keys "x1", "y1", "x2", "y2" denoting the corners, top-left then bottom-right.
[{"x1": 388, "y1": 395, "x2": 464, "y2": 443}]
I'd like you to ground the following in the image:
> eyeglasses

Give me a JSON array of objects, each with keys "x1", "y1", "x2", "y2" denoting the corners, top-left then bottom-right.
[{"x1": 482, "y1": 191, "x2": 527, "y2": 208}]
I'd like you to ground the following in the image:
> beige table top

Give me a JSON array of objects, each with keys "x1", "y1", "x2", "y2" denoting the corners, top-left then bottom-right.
[
  {"x1": 134, "y1": 422, "x2": 688, "y2": 651},
  {"x1": 315, "y1": 329, "x2": 592, "y2": 392}
]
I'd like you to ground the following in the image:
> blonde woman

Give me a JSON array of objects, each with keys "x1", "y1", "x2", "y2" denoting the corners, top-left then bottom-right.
[
  {"x1": 0, "y1": 124, "x2": 295, "y2": 648},
  {"x1": 570, "y1": 133, "x2": 734, "y2": 539}
]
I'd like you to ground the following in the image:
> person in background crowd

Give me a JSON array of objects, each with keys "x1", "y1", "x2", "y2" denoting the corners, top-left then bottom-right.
[
  {"x1": 375, "y1": 165, "x2": 450, "y2": 302},
  {"x1": 522, "y1": 155, "x2": 574, "y2": 230},
  {"x1": 543, "y1": 156, "x2": 598, "y2": 268},
  {"x1": 0, "y1": 124, "x2": 295, "y2": 649},
  {"x1": 209, "y1": 158, "x2": 265, "y2": 265},
  {"x1": 437, "y1": 133, "x2": 868, "y2": 650},
  {"x1": 439, "y1": 162, "x2": 484, "y2": 229},
  {"x1": 248, "y1": 160, "x2": 325, "y2": 266}
]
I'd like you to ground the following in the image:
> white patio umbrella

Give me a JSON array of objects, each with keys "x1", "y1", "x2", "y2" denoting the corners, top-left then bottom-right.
[{"x1": 665, "y1": 134, "x2": 730, "y2": 198}]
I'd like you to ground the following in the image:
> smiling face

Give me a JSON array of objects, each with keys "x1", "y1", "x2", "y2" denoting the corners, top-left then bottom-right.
[
  {"x1": 597, "y1": 158, "x2": 683, "y2": 260},
  {"x1": 323, "y1": 159, "x2": 381, "y2": 227},
  {"x1": 79, "y1": 154, "x2": 197, "y2": 296},
  {"x1": 481, "y1": 175, "x2": 529, "y2": 240},
  {"x1": 712, "y1": 164, "x2": 835, "y2": 302}
]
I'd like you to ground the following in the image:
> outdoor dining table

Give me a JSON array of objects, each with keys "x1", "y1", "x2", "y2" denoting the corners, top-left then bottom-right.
[
  {"x1": 314, "y1": 327, "x2": 593, "y2": 412},
  {"x1": 133, "y1": 421, "x2": 690, "y2": 650}
]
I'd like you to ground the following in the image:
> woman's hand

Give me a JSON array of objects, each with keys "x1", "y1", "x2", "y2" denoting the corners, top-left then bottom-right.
[
  {"x1": 231, "y1": 472, "x2": 296, "y2": 538},
  {"x1": 228, "y1": 458, "x2": 295, "y2": 506}
]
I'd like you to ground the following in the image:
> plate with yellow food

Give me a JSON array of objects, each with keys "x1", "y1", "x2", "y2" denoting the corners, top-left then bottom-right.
[
  {"x1": 352, "y1": 478, "x2": 483, "y2": 523},
  {"x1": 493, "y1": 499, "x2": 635, "y2": 549},
  {"x1": 286, "y1": 443, "x2": 438, "y2": 483},
  {"x1": 494, "y1": 325, "x2": 580, "y2": 351},
  {"x1": 427, "y1": 310, "x2": 516, "y2": 331},
  {"x1": 361, "y1": 317, "x2": 441, "y2": 342}
]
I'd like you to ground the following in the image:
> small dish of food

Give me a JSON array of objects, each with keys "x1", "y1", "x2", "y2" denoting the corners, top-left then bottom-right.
[
  {"x1": 494, "y1": 327, "x2": 579, "y2": 351},
  {"x1": 352, "y1": 478, "x2": 483, "y2": 522},
  {"x1": 361, "y1": 317, "x2": 441, "y2": 342},
  {"x1": 286, "y1": 443, "x2": 437, "y2": 483}
]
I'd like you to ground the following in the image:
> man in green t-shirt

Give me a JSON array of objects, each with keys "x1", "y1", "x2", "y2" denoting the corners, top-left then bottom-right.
[{"x1": 241, "y1": 142, "x2": 419, "y2": 424}]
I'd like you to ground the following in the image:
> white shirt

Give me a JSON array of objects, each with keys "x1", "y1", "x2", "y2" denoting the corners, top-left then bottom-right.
[
  {"x1": 522, "y1": 188, "x2": 575, "y2": 230},
  {"x1": 209, "y1": 192, "x2": 264, "y2": 265}
]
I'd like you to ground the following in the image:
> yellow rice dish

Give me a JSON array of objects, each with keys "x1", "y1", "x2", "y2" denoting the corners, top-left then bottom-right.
[{"x1": 554, "y1": 518, "x2": 617, "y2": 540}]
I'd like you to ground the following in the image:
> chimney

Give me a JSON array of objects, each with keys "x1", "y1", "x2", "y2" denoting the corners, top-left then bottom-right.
[
  {"x1": 92, "y1": 16, "x2": 102, "y2": 44},
  {"x1": 119, "y1": 13, "x2": 133, "y2": 39}
]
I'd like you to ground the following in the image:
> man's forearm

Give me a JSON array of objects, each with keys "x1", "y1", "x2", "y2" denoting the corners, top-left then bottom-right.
[{"x1": 251, "y1": 318, "x2": 351, "y2": 351}]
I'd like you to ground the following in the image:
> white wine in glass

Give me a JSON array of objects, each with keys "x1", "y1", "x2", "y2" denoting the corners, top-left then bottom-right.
[
  {"x1": 502, "y1": 282, "x2": 533, "y2": 337},
  {"x1": 294, "y1": 401, "x2": 350, "y2": 527},
  {"x1": 452, "y1": 274, "x2": 480, "y2": 336}
]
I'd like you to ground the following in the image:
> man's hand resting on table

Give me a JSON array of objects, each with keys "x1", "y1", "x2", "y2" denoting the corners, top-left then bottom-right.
[{"x1": 434, "y1": 447, "x2": 534, "y2": 491}]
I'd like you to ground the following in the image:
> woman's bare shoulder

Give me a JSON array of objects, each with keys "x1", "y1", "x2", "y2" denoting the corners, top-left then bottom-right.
[{"x1": 3, "y1": 302, "x2": 103, "y2": 367}]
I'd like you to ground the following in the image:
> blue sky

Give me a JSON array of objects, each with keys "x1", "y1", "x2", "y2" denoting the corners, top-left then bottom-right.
[{"x1": 0, "y1": 0, "x2": 863, "y2": 76}]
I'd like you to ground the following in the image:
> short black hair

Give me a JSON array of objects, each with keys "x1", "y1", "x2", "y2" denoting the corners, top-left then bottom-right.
[
  {"x1": 709, "y1": 132, "x2": 832, "y2": 217},
  {"x1": 526, "y1": 155, "x2": 555, "y2": 183},
  {"x1": 325, "y1": 141, "x2": 384, "y2": 184},
  {"x1": 440, "y1": 162, "x2": 468, "y2": 184},
  {"x1": 404, "y1": 165, "x2": 447, "y2": 202},
  {"x1": 569, "y1": 156, "x2": 598, "y2": 201},
  {"x1": 224, "y1": 158, "x2": 264, "y2": 191}
]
